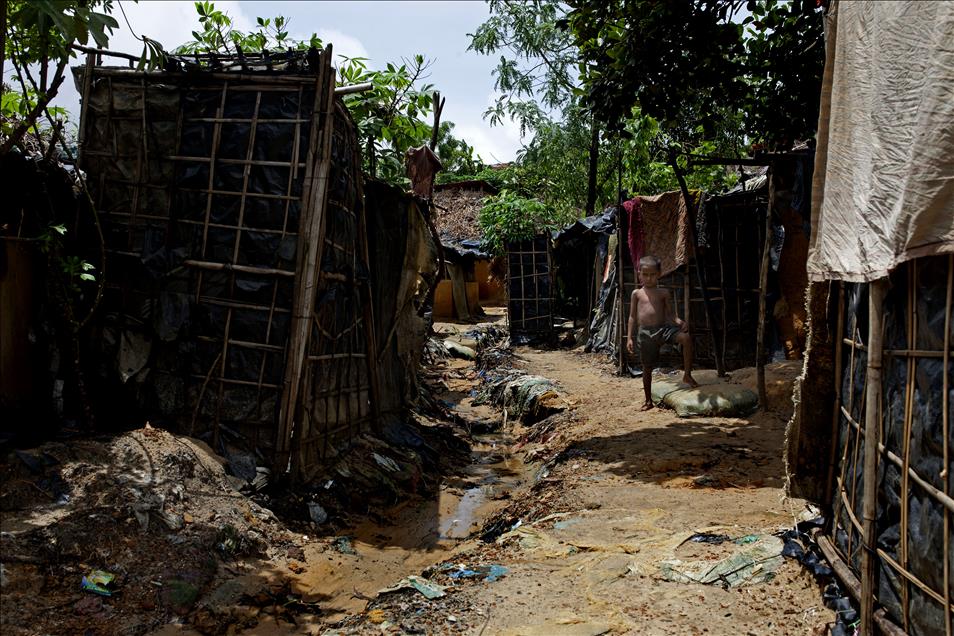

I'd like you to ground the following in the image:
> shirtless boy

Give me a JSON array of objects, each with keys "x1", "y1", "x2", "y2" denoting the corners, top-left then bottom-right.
[{"x1": 626, "y1": 255, "x2": 698, "y2": 410}]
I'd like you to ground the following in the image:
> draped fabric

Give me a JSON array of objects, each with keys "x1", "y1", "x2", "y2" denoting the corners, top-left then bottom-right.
[{"x1": 808, "y1": 0, "x2": 954, "y2": 282}]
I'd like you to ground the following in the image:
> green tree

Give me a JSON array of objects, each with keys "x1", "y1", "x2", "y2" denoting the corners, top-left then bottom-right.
[
  {"x1": 469, "y1": 0, "x2": 608, "y2": 215},
  {"x1": 566, "y1": 0, "x2": 824, "y2": 149},
  {"x1": 478, "y1": 189, "x2": 576, "y2": 256},
  {"x1": 468, "y1": 0, "x2": 578, "y2": 135},
  {"x1": 2, "y1": 1, "x2": 120, "y2": 154}
]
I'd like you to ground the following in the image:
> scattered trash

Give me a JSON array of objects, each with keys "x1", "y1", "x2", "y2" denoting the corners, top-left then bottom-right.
[
  {"x1": 660, "y1": 535, "x2": 784, "y2": 588},
  {"x1": 474, "y1": 371, "x2": 566, "y2": 423},
  {"x1": 367, "y1": 608, "x2": 387, "y2": 624},
  {"x1": 372, "y1": 452, "x2": 401, "y2": 473},
  {"x1": 332, "y1": 536, "x2": 357, "y2": 555},
  {"x1": 687, "y1": 532, "x2": 731, "y2": 545},
  {"x1": 734, "y1": 534, "x2": 760, "y2": 545},
  {"x1": 443, "y1": 340, "x2": 477, "y2": 360},
  {"x1": 307, "y1": 502, "x2": 328, "y2": 525},
  {"x1": 81, "y1": 570, "x2": 117, "y2": 596},
  {"x1": 378, "y1": 575, "x2": 447, "y2": 599},
  {"x1": 692, "y1": 474, "x2": 717, "y2": 487},
  {"x1": 444, "y1": 563, "x2": 509, "y2": 582}
]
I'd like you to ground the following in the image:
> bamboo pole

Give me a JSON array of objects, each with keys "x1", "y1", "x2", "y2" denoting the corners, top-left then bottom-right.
[
  {"x1": 816, "y1": 534, "x2": 908, "y2": 636},
  {"x1": 183, "y1": 259, "x2": 294, "y2": 277},
  {"x1": 825, "y1": 281, "x2": 846, "y2": 504},
  {"x1": 617, "y1": 198, "x2": 628, "y2": 375},
  {"x1": 354, "y1": 130, "x2": 382, "y2": 432},
  {"x1": 941, "y1": 254, "x2": 954, "y2": 636},
  {"x1": 840, "y1": 405, "x2": 954, "y2": 515},
  {"x1": 756, "y1": 168, "x2": 774, "y2": 407},
  {"x1": 276, "y1": 44, "x2": 334, "y2": 472},
  {"x1": 861, "y1": 277, "x2": 887, "y2": 636},
  {"x1": 670, "y1": 153, "x2": 724, "y2": 376},
  {"x1": 900, "y1": 262, "x2": 916, "y2": 629},
  {"x1": 76, "y1": 53, "x2": 96, "y2": 167}
]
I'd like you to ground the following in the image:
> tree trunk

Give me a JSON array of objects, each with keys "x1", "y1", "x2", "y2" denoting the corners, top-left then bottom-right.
[{"x1": 586, "y1": 118, "x2": 599, "y2": 216}]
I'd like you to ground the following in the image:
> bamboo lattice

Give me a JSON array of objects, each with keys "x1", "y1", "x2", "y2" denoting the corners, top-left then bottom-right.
[{"x1": 827, "y1": 254, "x2": 954, "y2": 636}]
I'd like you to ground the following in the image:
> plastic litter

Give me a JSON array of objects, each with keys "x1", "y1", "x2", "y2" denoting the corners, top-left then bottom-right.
[
  {"x1": 687, "y1": 532, "x2": 731, "y2": 545},
  {"x1": 474, "y1": 371, "x2": 565, "y2": 423},
  {"x1": 307, "y1": 502, "x2": 328, "y2": 525},
  {"x1": 372, "y1": 453, "x2": 401, "y2": 473},
  {"x1": 660, "y1": 535, "x2": 784, "y2": 588},
  {"x1": 332, "y1": 536, "x2": 357, "y2": 555},
  {"x1": 378, "y1": 575, "x2": 447, "y2": 599},
  {"x1": 443, "y1": 340, "x2": 477, "y2": 360},
  {"x1": 81, "y1": 570, "x2": 117, "y2": 596},
  {"x1": 444, "y1": 563, "x2": 509, "y2": 582},
  {"x1": 734, "y1": 534, "x2": 760, "y2": 545}
]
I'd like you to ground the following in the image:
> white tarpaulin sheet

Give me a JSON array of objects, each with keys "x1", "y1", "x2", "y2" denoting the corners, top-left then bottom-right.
[{"x1": 808, "y1": 0, "x2": 954, "y2": 282}]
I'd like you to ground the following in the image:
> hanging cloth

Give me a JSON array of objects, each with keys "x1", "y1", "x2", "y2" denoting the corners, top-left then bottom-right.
[{"x1": 623, "y1": 191, "x2": 694, "y2": 278}]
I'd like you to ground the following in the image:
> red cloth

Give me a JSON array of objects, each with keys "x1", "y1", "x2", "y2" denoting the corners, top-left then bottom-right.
[{"x1": 623, "y1": 197, "x2": 644, "y2": 276}]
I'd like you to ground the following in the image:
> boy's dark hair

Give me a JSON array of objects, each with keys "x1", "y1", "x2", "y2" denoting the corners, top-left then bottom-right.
[{"x1": 639, "y1": 255, "x2": 661, "y2": 272}]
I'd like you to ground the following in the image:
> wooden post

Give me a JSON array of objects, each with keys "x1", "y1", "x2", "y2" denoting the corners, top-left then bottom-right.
[
  {"x1": 276, "y1": 44, "x2": 335, "y2": 476},
  {"x1": 756, "y1": 168, "x2": 774, "y2": 407},
  {"x1": 861, "y1": 277, "x2": 887, "y2": 636},
  {"x1": 616, "y1": 188, "x2": 628, "y2": 376},
  {"x1": 670, "y1": 152, "x2": 725, "y2": 376},
  {"x1": 941, "y1": 254, "x2": 954, "y2": 636},
  {"x1": 76, "y1": 52, "x2": 96, "y2": 167},
  {"x1": 429, "y1": 91, "x2": 445, "y2": 151},
  {"x1": 825, "y1": 281, "x2": 846, "y2": 504}
]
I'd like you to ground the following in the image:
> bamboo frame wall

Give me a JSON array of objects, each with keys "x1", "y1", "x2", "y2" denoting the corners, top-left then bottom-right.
[
  {"x1": 78, "y1": 48, "x2": 377, "y2": 480},
  {"x1": 506, "y1": 236, "x2": 554, "y2": 336},
  {"x1": 827, "y1": 254, "x2": 953, "y2": 635}
]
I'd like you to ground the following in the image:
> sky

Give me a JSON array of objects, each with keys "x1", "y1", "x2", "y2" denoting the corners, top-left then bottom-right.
[{"x1": 29, "y1": 0, "x2": 525, "y2": 163}]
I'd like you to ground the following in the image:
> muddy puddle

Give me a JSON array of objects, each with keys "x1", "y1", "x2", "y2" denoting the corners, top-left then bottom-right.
[{"x1": 289, "y1": 412, "x2": 526, "y2": 622}]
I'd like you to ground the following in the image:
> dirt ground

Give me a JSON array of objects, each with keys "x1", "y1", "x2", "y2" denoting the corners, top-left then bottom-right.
[
  {"x1": 0, "y1": 331, "x2": 834, "y2": 635},
  {"x1": 329, "y1": 347, "x2": 834, "y2": 635}
]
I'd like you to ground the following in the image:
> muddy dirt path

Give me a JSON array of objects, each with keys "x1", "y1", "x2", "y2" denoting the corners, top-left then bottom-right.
[{"x1": 345, "y1": 347, "x2": 834, "y2": 635}]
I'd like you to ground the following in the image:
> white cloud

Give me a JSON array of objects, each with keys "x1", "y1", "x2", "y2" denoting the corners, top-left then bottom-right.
[
  {"x1": 449, "y1": 91, "x2": 526, "y2": 164},
  {"x1": 315, "y1": 29, "x2": 369, "y2": 64},
  {"x1": 455, "y1": 119, "x2": 523, "y2": 165},
  {"x1": 109, "y1": 1, "x2": 254, "y2": 56}
]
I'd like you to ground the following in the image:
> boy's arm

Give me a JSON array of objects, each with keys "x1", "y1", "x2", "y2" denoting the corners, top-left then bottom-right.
[{"x1": 626, "y1": 290, "x2": 639, "y2": 353}]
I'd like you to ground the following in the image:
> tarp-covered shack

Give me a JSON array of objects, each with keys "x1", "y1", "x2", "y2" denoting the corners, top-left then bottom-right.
[
  {"x1": 786, "y1": 3, "x2": 954, "y2": 634},
  {"x1": 67, "y1": 46, "x2": 436, "y2": 482}
]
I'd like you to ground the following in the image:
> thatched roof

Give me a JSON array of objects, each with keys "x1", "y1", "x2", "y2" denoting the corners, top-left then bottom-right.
[{"x1": 432, "y1": 181, "x2": 497, "y2": 242}]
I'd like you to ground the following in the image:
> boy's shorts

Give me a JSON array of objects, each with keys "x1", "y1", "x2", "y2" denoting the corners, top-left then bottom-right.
[{"x1": 637, "y1": 323, "x2": 682, "y2": 369}]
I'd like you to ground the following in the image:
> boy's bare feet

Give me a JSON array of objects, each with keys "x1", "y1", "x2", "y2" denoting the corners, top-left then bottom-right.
[
  {"x1": 682, "y1": 374, "x2": 699, "y2": 388},
  {"x1": 640, "y1": 401, "x2": 655, "y2": 411}
]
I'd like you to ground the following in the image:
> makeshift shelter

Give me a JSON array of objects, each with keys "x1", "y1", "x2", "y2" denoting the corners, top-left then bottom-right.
[
  {"x1": 550, "y1": 209, "x2": 616, "y2": 326},
  {"x1": 506, "y1": 235, "x2": 554, "y2": 339},
  {"x1": 786, "y1": 3, "x2": 954, "y2": 634},
  {"x1": 68, "y1": 46, "x2": 435, "y2": 482},
  {"x1": 431, "y1": 180, "x2": 504, "y2": 320},
  {"x1": 585, "y1": 170, "x2": 812, "y2": 374}
]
